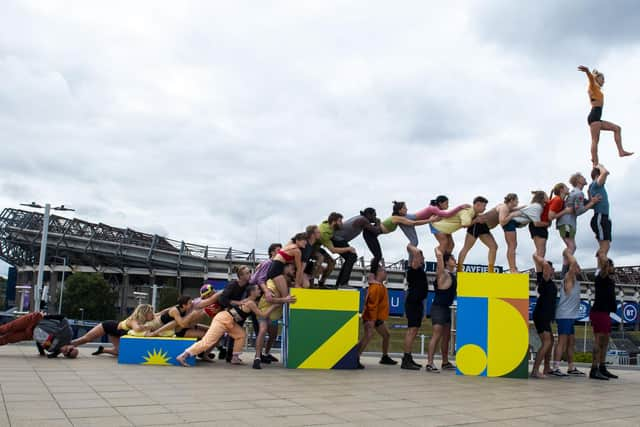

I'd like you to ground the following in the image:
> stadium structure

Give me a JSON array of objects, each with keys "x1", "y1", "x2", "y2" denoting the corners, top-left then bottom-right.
[{"x1": 0, "y1": 207, "x2": 638, "y2": 321}]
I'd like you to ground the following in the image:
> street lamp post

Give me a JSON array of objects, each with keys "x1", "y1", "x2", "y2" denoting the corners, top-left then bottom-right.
[
  {"x1": 51, "y1": 256, "x2": 68, "y2": 315},
  {"x1": 20, "y1": 202, "x2": 75, "y2": 312}
]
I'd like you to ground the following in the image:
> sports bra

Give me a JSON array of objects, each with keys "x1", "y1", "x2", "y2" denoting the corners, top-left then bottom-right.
[
  {"x1": 160, "y1": 305, "x2": 187, "y2": 324},
  {"x1": 277, "y1": 249, "x2": 294, "y2": 263},
  {"x1": 381, "y1": 217, "x2": 397, "y2": 233}
]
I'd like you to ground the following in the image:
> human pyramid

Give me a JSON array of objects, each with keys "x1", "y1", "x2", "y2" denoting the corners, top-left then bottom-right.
[{"x1": 0, "y1": 66, "x2": 632, "y2": 381}]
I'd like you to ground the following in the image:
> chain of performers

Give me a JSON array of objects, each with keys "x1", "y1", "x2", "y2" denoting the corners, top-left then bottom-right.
[{"x1": 0, "y1": 165, "x2": 619, "y2": 379}]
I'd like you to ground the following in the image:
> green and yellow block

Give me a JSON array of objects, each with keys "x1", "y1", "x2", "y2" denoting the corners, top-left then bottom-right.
[
  {"x1": 285, "y1": 288, "x2": 360, "y2": 369},
  {"x1": 118, "y1": 336, "x2": 197, "y2": 366},
  {"x1": 456, "y1": 272, "x2": 530, "y2": 378}
]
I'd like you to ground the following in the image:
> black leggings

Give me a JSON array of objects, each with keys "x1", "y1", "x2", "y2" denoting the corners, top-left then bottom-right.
[{"x1": 362, "y1": 229, "x2": 383, "y2": 273}]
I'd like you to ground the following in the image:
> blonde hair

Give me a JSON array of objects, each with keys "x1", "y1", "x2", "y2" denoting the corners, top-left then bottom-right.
[
  {"x1": 530, "y1": 190, "x2": 546, "y2": 205},
  {"x1": 127, "y1": 304, "x2": 154, "y2": 324},
  {"x1": 550, "y1": 183, "x2": 567, "y2": 198},
  {"x1": 569, "y1": 173, "x2": 583, "y2": 187}
]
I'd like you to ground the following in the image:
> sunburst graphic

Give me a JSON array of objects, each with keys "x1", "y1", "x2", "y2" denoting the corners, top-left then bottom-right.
[{"x1": 142, "y1": 348, "x2": 172, "y2": 365}]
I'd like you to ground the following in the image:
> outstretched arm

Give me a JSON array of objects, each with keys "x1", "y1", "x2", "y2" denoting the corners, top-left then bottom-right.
[
  {"x1": 596, "y1": 163, "x2": 609, "y2": 186},
  {"x1": 578, "y1": 65, "x2": 595, "y2": 85}
]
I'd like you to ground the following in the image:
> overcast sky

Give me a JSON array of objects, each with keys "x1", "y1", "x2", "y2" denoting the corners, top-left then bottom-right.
[{"x1": 1, "y1": 0, "x2": 639, "y2": 277}]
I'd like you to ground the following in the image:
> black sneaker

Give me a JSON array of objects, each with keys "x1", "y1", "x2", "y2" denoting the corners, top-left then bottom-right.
[
  {"x1": 379, "y1": 354, "x2": 398, "y2": 365},
  {"x1": 589, "y1": 367, "x2": 609, "y2": 380},
  {"x1": 260, "y1": 354, "x2": 272, "y2": 364},
  {"x1": 600, "y1": 366, "x2": 618, "y2": 379},
  {"x1": 549, "y1": 368, "x2": 569, "y2": 377},
  {"x1": 401, "y1": 356, "x2": 420, "y2": 370},
  {"x1": 264, "y1": 353, "x2": 279, "y2": 363},
  {"x1": 252, "y1": 358, "x2": 262, "y2": 370}
]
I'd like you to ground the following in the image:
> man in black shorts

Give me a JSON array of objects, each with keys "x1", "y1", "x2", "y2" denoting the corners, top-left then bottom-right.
[
  {"x1": 402, "y1": 250, "x2": 428, "y2": 370},
  {"x1": 456, "y1": 197, "x2": 499, "y2": 273},
  {"x1": 531, "y1": 254, "x2": 557, "y2": 378}
]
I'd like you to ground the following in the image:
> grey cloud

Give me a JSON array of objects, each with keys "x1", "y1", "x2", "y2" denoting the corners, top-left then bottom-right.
[{"x1": 472, "y1": 0, "x2": 640, "y2": 59}]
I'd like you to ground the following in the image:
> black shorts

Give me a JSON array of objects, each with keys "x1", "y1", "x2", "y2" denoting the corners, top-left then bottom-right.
[
  {"x1": 430, "y1": 305, "x2": 451, "y2": 326},
  {"x1": 267, "y1": 260, "x2": 286, "y2": 279},
  {"x1": 590, "y1": 213, "x2": 612, "y2": 242},
  {"x1": 588, "y1": 106, "x2": 603, "y2": 125},
  {"x1": 533, "y1": 316, "x2": 552, "y2": 334},
  {"x1": 467, "y1": 223, "x2": 491, "y2": 238},
  {"x1": 101, "y1": 320, "x2": 127, "y2": 337},
  {"x1": 175, "y1": 328, "x2": 187, "y2": 338},
  {"x1": 529, "y1": 223, "x2": 549, "y2": 240},
  {"x1": 405, "y1": 299, "x2": 425, "y2": 328}
]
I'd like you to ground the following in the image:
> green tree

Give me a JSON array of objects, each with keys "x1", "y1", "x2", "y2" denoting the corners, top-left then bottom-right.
[
  {"x1": 61, "y1": 273, "x2": 118, "y2": 321},
  {"x1": 158, "y1": 286, "x2": 179, "y2": 311}
]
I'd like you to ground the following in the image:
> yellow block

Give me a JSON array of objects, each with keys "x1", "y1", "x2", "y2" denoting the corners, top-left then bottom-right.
[
  {"x1": 290, "y1": 288, "x2": 359, "y2": 311},
  {"x1": 487, "y1": 298, "x2": 529, "y2": 377},
  {"x1": 299, "y1": 313, "x2": 359, "y2": 369},
  {"x1": 457, "y1": 272, "x2": 529, "y2": 299}
]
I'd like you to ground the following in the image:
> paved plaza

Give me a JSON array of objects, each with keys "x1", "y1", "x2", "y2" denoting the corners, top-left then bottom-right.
[{"x1": 0, "y1": 345, "x2": 639, "y2": 427}]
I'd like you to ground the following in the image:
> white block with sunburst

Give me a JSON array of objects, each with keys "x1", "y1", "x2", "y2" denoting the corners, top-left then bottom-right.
[{"x1": 118, "y1": 336, "x2": 197, "y2": 366}]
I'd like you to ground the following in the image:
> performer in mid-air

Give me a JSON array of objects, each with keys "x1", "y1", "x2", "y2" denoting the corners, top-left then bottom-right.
[{"x1": 578, "y1": 65, "x2": 633, "y2": 166}]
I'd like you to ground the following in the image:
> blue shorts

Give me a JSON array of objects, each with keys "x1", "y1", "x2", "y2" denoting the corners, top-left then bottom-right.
[
  {"x1": 429, "y1": 224, "x2": 440, "y2": 235},
  {"x1": 556, "y1": 318, "x2": 575, "y2": 335},
  {"x1": 502, "y1": 219, "x2": 517, "y2": 232}
]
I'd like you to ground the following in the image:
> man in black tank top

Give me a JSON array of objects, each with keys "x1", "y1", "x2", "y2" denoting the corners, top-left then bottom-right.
[
  {"x1": 589, "y1": 257, "x2": 619, "y2": 380},
  {"x1": 402, "y1": 250, "x2": 428, "y2": 370},
  {"x1": 530, "y1": 254, "x2": 557, "y2": 379},
  {"x1": 426, "y1": 248, "x2": 457, "y2": 373}
]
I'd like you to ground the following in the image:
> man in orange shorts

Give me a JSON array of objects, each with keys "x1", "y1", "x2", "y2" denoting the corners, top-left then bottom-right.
[{"x1": 356, "y1": 266, "x2": 397, "y2": 368}]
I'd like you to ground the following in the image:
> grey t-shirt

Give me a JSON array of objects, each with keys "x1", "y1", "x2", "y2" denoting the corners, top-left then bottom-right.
[
  {"x1": 557, "y1": 188, "x2": 589, "y2": 229},
  {"x1": 333, "y1": 215, "x2": 375, "y2": 242},
  {"x1": 556, "y1": 278, "x2": 581, "y2": 319},
  {"x1": 513, "y1": 203, "x2": 542, "y2": 225}
]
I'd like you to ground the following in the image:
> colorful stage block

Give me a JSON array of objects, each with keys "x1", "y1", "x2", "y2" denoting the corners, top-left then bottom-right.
[
  {"x1": 284, "y1": 288, "x2": 359, "y2": 369},
  {"x1": 456, "y1": 273, "x2": 530, "y2": 378},
  {"x1": 118, "y1": 336, "x2": 197, "y2": 366}
]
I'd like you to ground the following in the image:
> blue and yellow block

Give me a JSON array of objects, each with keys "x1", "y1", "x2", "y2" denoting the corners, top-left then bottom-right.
[
  {"x1": 285, "y1": 288, "x2": 359, "y2": 369},
  {"x1": 456, "y1": 273, "x2": 529, "y2": 378},
  {"x1": 118, "y1": 336, "x2": 197, "y2": 366}
]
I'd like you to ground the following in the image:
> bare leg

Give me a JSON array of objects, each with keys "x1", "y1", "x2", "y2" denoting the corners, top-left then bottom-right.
[
  {"x1": 265, "y1": 323, "x2": 279, "y2": 355},
  {"x1": 434, "y1": 233, "x2": 449, "y2": 254},
  {"x1": 102, "y1": 335, "x2": 119, "y2": 356},
  {"x1": 597, "y1": 240, "x2": 611, "y2": 260},
  {"x1": 456, "y1": 233, "x2": 477, "y2": 272},
  {"x1": 532, "y1": 332, "x2": 552, "y2": 378},
  {"x1": 441, "y1": 325, "x2": 451, "y2": 365},
  {"x1": 553, "y1": 334, "x2": 567, "y2": 368},
  {"x1": 504, "y1": 231, "x2": 518, "y2": 273},
  {"x1": 358, "y1": 320, "x2": 375, "y2": 355},
  {"x1": 375, "y1": 322, "x2": 391, "y2": 355},
  {"x1": 254, "y1": 320, "x2": 268, "y2": 360},
  {"x1": 533, "y1": 236, "x2": 547, "y2": 259},
  {"x1": 590, "y1": 122, "x2": 602, "y2": 166},
  {"x1": 567, "y1": 334, "x2": 576, "y2": 370},
  {"x1": 427, "y1": 325, "x2": 443, "y2": 366},
  {"x1": 71, "y1": 324, "x2": 106, "y2": 346},
  {"x1": 478, "y1": 233, "x2": 498, "y2": 272},
  {"x1": 600, "y1": 120, "x2": 633, "y2": 157},
  {"x1": 592, "y1": 332, "x2": 603, "y2": 370},
  {"x1": 404, "y1": 327, "x2": 418, "y2": 353}
]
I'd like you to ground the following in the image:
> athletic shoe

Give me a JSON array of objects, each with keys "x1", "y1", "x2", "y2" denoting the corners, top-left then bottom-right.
[
  {"x1": 589, "y1": 367, "x2": 609, "y2": 380},
  {"x1": 91, "y1": 346, "x2": 105, "y2": 356},
  {"x1": 252, "y1": 358, "x2": 262, "y2": 370},
  {"x1": 441, "y1": 362, "x2": 457, "y2": 371},
  {"x1": 600, "y1": 366, "x2": 618, "y2": 379},
  {"x1": 425, "y1": 364, "x2": 440, "y2": 373},
  {"x1": 567, "y1": 368, "x2": 585, "y2": 376},
  {"x1": 401, "y1": 356, "x2": 420, "y2": 370},
  {"x1": 356, "y1": 360, "x2": 365, "y2": 369},
  {"x1": 379, "y1": 354, "x2": 398, "y2": 365},
  {"x1": 260, "y1": 354, "x2": 272, "y2": 364},
  {"x1": 549, "y1": 368, "x2": 569, "y2": 377},
  {"x1": 265, "y1": 353, "x2": 279, "y2": 363}
]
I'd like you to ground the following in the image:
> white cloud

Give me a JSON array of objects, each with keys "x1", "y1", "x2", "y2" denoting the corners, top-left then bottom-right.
[{"x1": 1, "y1": 0, "x2": 639, "y2": 275}]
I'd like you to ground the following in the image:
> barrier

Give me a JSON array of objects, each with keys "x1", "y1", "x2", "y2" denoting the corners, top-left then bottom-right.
[
  {"x1": 284, "y1": 288, "x2": 360, "y2": 369},
  {"x1": 456, "y1": 273, "x2": 530, "y2": 378},
  {"x1": 118, "y1": 336, "x2": 197, "y2": 366}
]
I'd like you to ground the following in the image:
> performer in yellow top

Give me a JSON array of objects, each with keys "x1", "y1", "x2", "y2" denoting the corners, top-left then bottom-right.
[
  {"x1": 578, "y1": 65, "x2": 633, "y2": 167},
  {"x1": 430, "y1": 197, "x2": 488, "y2": 254}
]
